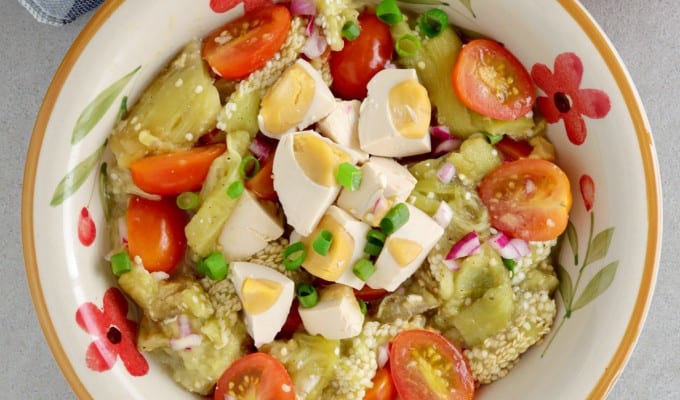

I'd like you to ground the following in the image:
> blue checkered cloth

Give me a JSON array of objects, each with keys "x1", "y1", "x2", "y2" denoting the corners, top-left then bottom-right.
[{"x1": 19, "y1": 0, "x2": 104, "y2": 25}]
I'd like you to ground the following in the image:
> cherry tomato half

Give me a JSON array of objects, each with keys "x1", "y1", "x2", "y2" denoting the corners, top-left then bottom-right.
[
  {"x1": 245, "y1": 153, "x2": 277, "y2": 201},
  {"x1": 127, "y1": 196, "x2": 188, "y2": 273},
  {"x1": 129, "y1": 143, "x2": 226, "y2": 196},
  {"x1": 453, "y1": 39, "x2": 535, "y2": 121},
  {"x1": 214, "y1": 352, "x2": 295, "y2": 400},
  {"x1": 495, "y1": 136, "x2": 533, "y2": 161},
  {"x1": 203, "y1": 5, "x2": 292, "y2": 79},
  {"x1": 478, "y1": 158, "x2": 572, "y2": 241},
  {"x1": 389, "y1": 330, "x2": 474, "y2": 400},
  {"x1": 329, "y1": 13, "x2": 394, "y2": 100},
  {"x1": 364, "y1": 367, "x2": 397, "y2": 400}
]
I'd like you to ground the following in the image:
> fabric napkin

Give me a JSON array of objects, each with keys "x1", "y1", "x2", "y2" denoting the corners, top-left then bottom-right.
[{"x1": 19, "y1": 0, "x2": 104, "y2": 25}]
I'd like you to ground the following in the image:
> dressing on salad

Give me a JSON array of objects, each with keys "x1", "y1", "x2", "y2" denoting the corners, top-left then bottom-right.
[{"x1": 101, "y1": 1, "x2": 572, "y2": 399}]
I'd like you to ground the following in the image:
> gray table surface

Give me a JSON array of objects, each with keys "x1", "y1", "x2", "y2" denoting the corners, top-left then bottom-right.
[{"x1": 1, "y1": 1, "x2": 678, "y2": 399}]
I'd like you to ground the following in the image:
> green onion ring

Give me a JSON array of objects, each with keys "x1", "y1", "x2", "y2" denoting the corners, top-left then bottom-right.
[{"x1": 283, "y1": 242, "x2": 307, "y2": 270}]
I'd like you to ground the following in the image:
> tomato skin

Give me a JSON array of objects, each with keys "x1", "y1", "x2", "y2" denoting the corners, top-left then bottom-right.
[
  {"x1": 354, "y1": 286, "x2": 389, "y2": 302},
  {"x1": 127, "y1": 196, "x2": 188, "y2": 273},
  {"x1": 202, "y1": 5, "x2": 291, "y2": 79},
  {"x1": 329, "y1": 13, "x2": 394, "y2": 99},
  {"x1": 214, "y1": 352, "x2": 295, "y2": 400},
  {"x1": 129, "y1": 144, "x2": 226, "y2": 196},
  {"x1": 364, "y1": 367, "x2": 397, "y2": 400},
  {"x1": 277, "y1": 299, "x2": 303, "y2": 340},
  {"x1": 453, "y1": 39, "x2": 535, "y2": 120},
  {"x1": 495, "y1": 136, "x2": 533, "y2": 161},
  {"x1": 245, "y1": 153, "x2": 277, "y2": 201},
  {"x1": 390, "y1": 330, "x2": 474, "y2": 400},
  {"x1": 478, "y1": 158, "x2": 572, "y2": 241}
]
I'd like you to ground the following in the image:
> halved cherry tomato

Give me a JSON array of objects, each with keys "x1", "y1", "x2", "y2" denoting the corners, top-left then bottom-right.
[
  {"x1": 277, "y1": 298, "x2": 303, "y2": 340},
  {"x1": 453, "y1": 39, "x2": 535, "y2": 120},
  {"x1": 202, "y1": 5, "x2": 291, "y2": 79},
  {"x1": 354, "y1": 286, "x2": 389, "y2": 302},
  {"x1": 364, "y1": 367, "x2": 397, "y2": 400},
  {"x1": 329, "y1": 13, "x2": 393, "y2": 99},
  {"x1": 478, "y1": 158, "x2": 572, "y2": 241},
  {"x1": 214, "y1": 352, "x2": 295, "y2": 400},
  {"x1": 245, "y1": 153, "x2": 276, "y2": 201},
  {"x1": 127, "y1": 196, "x2": 188, "y2": 273},
  {"x1": 129, "y1": 143, "x2": 226, "y2": 196},
  {"x1": 389, "y1": 330, "x2": 474, "y2": 400},
  {"x1": 495, "y1": 136, "x2": 533, "y2": 161}
]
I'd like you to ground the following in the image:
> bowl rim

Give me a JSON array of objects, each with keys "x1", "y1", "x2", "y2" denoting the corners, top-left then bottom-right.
[{"x1": 20, "y1": 0, "x2": 662, "y2": 399}]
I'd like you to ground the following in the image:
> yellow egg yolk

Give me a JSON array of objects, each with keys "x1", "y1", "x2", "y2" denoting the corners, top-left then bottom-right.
[
  {"x1": 241, "y1": 278, "x2": 283, "y2": 315},
  {"x1": 260, "y1": 63, "x2": 315, "y2": 135},
  {"x1": 388, "y1": 79, "x2": 431, "y2": 139},
  {"x1": 301, "y1": 213, "x2": 354, "y2": 281},
  {"x1": 387, "y1": 237, "x2": 423, "y2": 267},
  {"x1": 293, "y1": 132, "x2": 351, "y2": 187}
]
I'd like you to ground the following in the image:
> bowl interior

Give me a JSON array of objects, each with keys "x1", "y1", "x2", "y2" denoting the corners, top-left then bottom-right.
[{"x1": 23, "y1": 0, "x2": 660, "y2": 399}]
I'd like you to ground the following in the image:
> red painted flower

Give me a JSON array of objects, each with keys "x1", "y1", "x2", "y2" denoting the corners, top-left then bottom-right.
[
  {"x1": 579, "y1": 174, "x2": 595, "y2": 212},
  {"x1": 78, "y1": 207, "x2": 96, "y2": 247},
  {"x1": 210, "y1": 0, "x2": 272, "y2": 13},
  {"x1": 75, "y1": 288, "x2": 148, "y2": 376},
  {"x1": 531, "y1": 53, "x2": 611, "y2": 145}
]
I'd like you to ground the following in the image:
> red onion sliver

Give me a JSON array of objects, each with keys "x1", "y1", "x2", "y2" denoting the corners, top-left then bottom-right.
[
  {"x1": 432, "y1": 201, "x2": 453, "y2": 228},
  {"x1": 302, "y1": 28, "x2": 328, "y2": 59},
  {"x1": 509, "y1": 238, "x2": 531, "y2": 257},
  {"x1": 306, "y1": 16, "x2": 315, "y2": 36},
  {"x1": 249, "y1": 137, "x2": 271, "y2": 162},
  {"x1": 377, "y1": 344, "x2": 389, "y2": 368},
  {"x1": 433, "y1": 138, "x2": 461, "y2": 156},
  {"x1": 178, "y1": 314, "x2": 192, "y2": 337},
  {"x1": 430, "y1": 125, "x2": 451, "y2": 141},
  {"x1": 443, "y1": 258, "x2": 460, "y2": 271},
  {"x1": 291, "y1": 0, "x2": 316, "y2": 16},
  {"x1": 436, "y1": 162, "x2": 456, "y2": 184},
  {"x1": 446, "y1": 231, "x2": 481, "y2": 260},
  {"x1": 488, "y1": 232, "x2": 511, "y2": 249}
]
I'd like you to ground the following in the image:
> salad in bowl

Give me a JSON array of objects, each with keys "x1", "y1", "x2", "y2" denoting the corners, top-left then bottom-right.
[
  {"x1": 97, "y1": 0, "x2": 570, "y2": 398},
  {"x1": 23, "y1": 0, "x2": 660, "y2": 399}
]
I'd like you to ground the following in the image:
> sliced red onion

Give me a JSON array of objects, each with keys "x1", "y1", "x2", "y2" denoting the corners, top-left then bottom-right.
[
  {"x1": 443, "y1": 258, "x2": 461, "y2": 271},
  {"x1": 302, "y1": 27, "x2": 328, "y2": 59},
  {"x1": 436, "y1": 162, "x2": 456, "y2": 184},
  {"x1": 249, "y1": 136, "x2": 272, "y2": 162},
  {"x1": 291, "y1": 0, "x2": 316, "y2": 16},
  {"x1": 488, "y1": 232, "x2": 511, "y2": 250},
  {"x1": 487, "y1": 232, "x2": 531, "y2": 259},
  {"x1": 524, "y1": 178, "x2": 536, "y2": 195},
  {"x1": 306, "y1": 16, "x2": 315, "y2": 36},
  {"x1": 433, "y1": 138, "x2": 461, "y2": 156},
  {"x1": 430, "y1": 125, "x2": 452, "y2": 142},
  {"x1": 446, "y1": 231, "x2": 481, "y2": 260},
  {"x1": 178, "y1": 314, "x2": 192, "y2": 337},
  {"x1": 509, "y1": 238, "x2": 531, "y2": 257},
  {"x1": 377, "y1": 344, "x2": 389, "y2": 368},
  {"x1": 169, "y1": 334, "x2": 202, "y2": 351},
  {"x1": 432, "y1": 201, "x2": 453, "y2": 228}
]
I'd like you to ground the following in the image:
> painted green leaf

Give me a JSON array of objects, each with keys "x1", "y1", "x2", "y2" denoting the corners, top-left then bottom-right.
[
  {"x1": 567, "y1": 220, "x2": 578, "y2": 265},
  {"x1": 458, "y1": 0, "x2": 475, "y2": 17},
  {"x1": 555, "y1": 263, "x2": 574, "y2": 310},
  {"x1": 398, "y1": 0, "x2": 450, "y2": 6},
  {"x1": 71, "y1": 66, "x2": 141, "y2": 144},
  {"x1": 50, "y1": 143, "x2": 106, "y2": 207},
  {"x1": 572, "y1": 261, "x2": 618, "y2": 311},
  {"x1": 117, "y1": 96, "x2": 129, "y2": 122},
  {"x1": 584, "y1": 227, "x2": 615, "y2": 266}
]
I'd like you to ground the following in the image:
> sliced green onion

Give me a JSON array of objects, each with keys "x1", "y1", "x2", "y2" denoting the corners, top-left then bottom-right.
[
  {"x1": 239, "y1": 155, "x2": 260, "y2": 179},
  {"x1": 313, "y1": 229, "x2": 333, "y2": 256},
  {"x1": 417, "y1": 9, "x2": 449, "y2": 38},
  {"x1": 395, "y1": 34, "x2": 421, "y2": 58},
  {"x1": 283, "y1": 242, "x2": 307, "y2": 270},
  {"x1": 364, "y1": 241, "x2": 383, "y2": 256},
  {"x1": 358, "y1": 299, "x2": 367, "y2": 315},
  {"x1": 297, "y1": 283, "x2": 319, "y2": 308},
  {"x1": 342, "y1": 21, "x2": 361, "y2": 41},
  {"x1": 376, "y1": 0, "x2": 403, "y2": 25},
  {"x1": 197, "y1": 251, "x2": 229, "y2": 280},
  {"x1": 485, "y1": 132, "x2": 504, "y2": 145},
  {"x1": 111, "y1": 252, "x2": 132, "y2": 277},
  {"x1": 336, "y1": 162, "x2": 362, "y2": 191},
  {"x1": 176, "y1": 191, "x2": 200, "y2": 210},
  {"x1": 502, "y1": 257, "x2": 516, "y2": 272},
  {"x1": 380, "y1": 203, "x2": 410, "y2": 235},
  {"x1": 227, "y1": 181, "x2": 245, "y2": 199},
  {"x1": 353, "y1": 259, "x2": 376, "y2": 281}
]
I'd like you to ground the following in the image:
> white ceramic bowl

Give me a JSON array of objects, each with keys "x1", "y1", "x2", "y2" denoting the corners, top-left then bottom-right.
[{"x1": 22, "y1": 0, "x2": 662, "y2": 399}]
